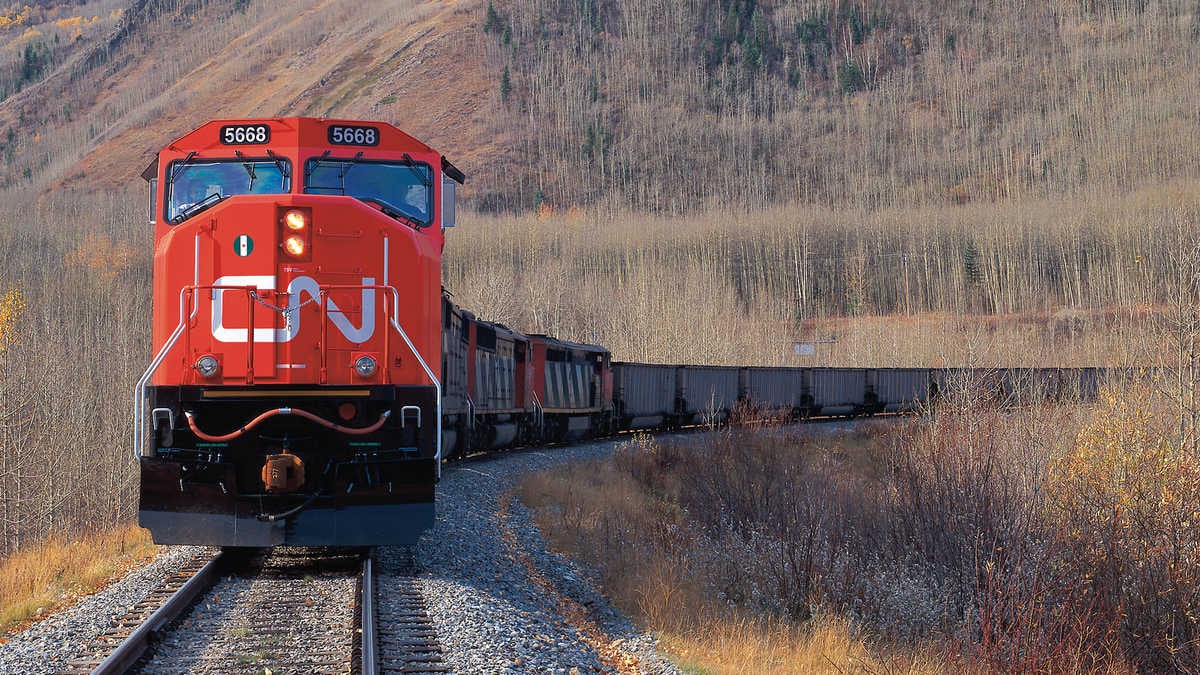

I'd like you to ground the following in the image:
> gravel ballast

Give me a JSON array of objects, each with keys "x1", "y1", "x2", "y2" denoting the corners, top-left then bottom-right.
[
  {"x1": 409, "y1": 441, "x2": 679, "y2": 673},
  {"x1": 0, "y1": 439, "x2": 680, "y2": 673},
  {"x1": 0, "y1": 545, "x2": 209, "y2": 673}
]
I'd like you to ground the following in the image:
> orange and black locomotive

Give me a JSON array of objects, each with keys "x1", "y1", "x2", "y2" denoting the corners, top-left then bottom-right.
[{"x1": 135, "y1": 117, "x2": 463, "y2": 546}]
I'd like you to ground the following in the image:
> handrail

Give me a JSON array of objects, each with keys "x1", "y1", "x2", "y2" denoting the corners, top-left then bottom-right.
[
  {"x1": 531, "y1": 391, "x2": 545, "y2": 438},
  {"x1": 134, "y1": 284, "x2": 265, "y2": 461},
  {"x1": 133, "y1": 235, "x2": 200, "y2": 461},
  {"x1": 132, "y1": 289, "x2": 192, "y2": 461},
  {"x1": 386, "y1": 286, "x2": 442, "y2": 479}
]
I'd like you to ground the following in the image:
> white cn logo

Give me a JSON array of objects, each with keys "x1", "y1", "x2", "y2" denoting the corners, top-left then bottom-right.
[{"x1": 211, "y1": 275, "x2": 376, "y2": 343}]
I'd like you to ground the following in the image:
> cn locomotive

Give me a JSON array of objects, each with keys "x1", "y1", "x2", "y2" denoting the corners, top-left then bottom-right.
[
  {"x1": 135, "y1": 118, "x2": 463, "y2": 546},
  {"x1": 135, "y1": 117, "x2": 1107, "y2": 548}
]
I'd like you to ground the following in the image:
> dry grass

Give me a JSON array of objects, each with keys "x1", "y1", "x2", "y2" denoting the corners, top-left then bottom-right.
[
  {"x1": 657, "y1": 614, "x2": 947, "y2": 675},
  {"x1": 0, "y1": 523, "x2": 155, "y2": 638}
]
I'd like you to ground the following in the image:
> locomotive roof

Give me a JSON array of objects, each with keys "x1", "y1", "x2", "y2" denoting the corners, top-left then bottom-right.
[
  {"x1": 166, "y1": 117, "x2": 436, "y2": 153},
  {"x1": 143, "y1": 117, "x2": 465, "y2": 184}
]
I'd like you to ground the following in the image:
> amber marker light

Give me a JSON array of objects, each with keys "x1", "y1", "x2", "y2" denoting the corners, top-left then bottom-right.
[
  {"x1": 283, "y1": 235, "x2": 306, "y2": 257},
  {"x1": 283, "y1": 209, "x2": 308, "y2": 231}
]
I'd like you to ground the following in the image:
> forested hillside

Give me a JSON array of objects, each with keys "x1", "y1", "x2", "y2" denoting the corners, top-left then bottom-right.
[
  {"x1": 479, "y1": 0, "x2": 1200, "y2": 211},
  {"x1": 4, "y1": 1, "x2": 1198, "y2": 211}
]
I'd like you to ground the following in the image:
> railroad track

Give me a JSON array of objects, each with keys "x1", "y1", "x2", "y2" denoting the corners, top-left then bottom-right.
[
  {"x1": 60, "y1": 546, "x2": 447, "y2": 674},
  {"x1": 60, "y1": 548, "x2": 225, "y2": 674},
  {"x1": 373, "y1": 550, "x2": 449, "y2": 674}
]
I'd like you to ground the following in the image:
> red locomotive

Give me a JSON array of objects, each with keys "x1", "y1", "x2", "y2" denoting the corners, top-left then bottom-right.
[{"x1": 136, "y1": 118, "x2": 463, "y2": 546}]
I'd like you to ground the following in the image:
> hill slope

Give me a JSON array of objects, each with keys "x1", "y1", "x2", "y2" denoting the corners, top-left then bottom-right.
[
  {"x1": 4, "y1": 0, "x2": 1200, "y2": 214},
  {"x1": 0, "y1": 0, "x2": 503, "y2": 194}
]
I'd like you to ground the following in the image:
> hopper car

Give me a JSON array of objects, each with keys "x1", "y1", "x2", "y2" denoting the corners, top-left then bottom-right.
[{"x1": 135, "y1": 117, "x2": 1107, "y2": 548}]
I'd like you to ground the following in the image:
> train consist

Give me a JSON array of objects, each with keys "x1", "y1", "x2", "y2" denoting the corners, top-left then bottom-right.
[
  {"x1": 442, "y1": 309, "x2": 1107, "y2": 452},
  {"x1": 135, "y1": 117, "x2": 1105, "y2": 549}
]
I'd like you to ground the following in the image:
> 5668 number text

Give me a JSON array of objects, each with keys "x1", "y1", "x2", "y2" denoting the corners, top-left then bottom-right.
[
  {"x1": 220, "y1": 124, "x2": 270, "y2": 145},
  {"x1": 328, "y1": 125, "x2": 379, "y2": 146}
]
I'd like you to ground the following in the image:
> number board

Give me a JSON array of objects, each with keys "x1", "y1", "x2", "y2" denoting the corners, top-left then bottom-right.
[
  {"x1": 220, "y1": 124, "x2": 270, "y2": 145},
  {"x1": 328, "y1": 125, "x2": 380, "y2": 147}
]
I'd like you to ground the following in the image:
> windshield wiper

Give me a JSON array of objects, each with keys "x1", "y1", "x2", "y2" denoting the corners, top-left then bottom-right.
[
  {"x1": 168, "y1": 151, "x2": 198, "y2": 184},
  {"x1": 304, "y1": 150, "x2": 332, "y2": 182},
  {"x1": 360, "y1": 196, "x2": 425, "y2": 229},
  {"x1": 235, "y1": 150, "x2": 257, "y2": 190},
  {"x1": 401, "y1": 153, "x2": 431, "y2": 187},
  {"x1": 266, "y1": 149, "x2": 290, "y2": 179},
  {"x1": 305, "y1": 151, "x2": 364, "y2": 194},
  {"x1": 170, "y1": 192, "x2": 224, "y2": 224},
  {"x1": 338, "y1": 151, "x2": 365, "y2": 181}
]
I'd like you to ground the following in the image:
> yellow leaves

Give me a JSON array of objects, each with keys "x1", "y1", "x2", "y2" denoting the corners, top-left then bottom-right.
[
  {"x1": 54, "y1": 16, "x2": 84, "y2": 30},
  {"x1": 3, "y1": 6, "x2": 108, "y2": 38},
  {"x1": 53, "y1": 14, "x2": 100, "y2": 40},
  {"x1": 0, "y1": 288, "x2": 25, "y2": 354},
  {"x1": 0, "y1": 5, "x2": 33, "y2": 31},
  {"x1": 63, "y1": 234, "x2": 135, "y2": 282},
  {"x1": 1047, "y1": 383, "x2": 1200, "y2": 558}
]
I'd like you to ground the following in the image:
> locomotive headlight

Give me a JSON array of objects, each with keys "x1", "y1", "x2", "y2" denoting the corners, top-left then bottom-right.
[
  {"x1": 354, "y1": 355, "x2": 377, "y2": 377},
  {"x1": 196, "y1": 355, "x2": 219, "y2": 377},
  {"x1": 283, "y1": 209, "x2": 308, "y2": 231},
  {"x1": 283, "y1": 235, "x2": 306, "y2": 257}
]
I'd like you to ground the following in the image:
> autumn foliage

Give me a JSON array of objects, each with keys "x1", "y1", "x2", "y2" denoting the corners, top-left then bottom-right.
[
  {"x1": 1046, "y1": 387, "x2": 1200, "y2": 672},
  {"x1": 0, "y1": 288, "x2": 23, "y2": 353}
]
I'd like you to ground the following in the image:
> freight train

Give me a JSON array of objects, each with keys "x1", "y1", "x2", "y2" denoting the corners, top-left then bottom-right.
[{"x1": 134, "y1": 117, "x2": 1106, "y2": 548}]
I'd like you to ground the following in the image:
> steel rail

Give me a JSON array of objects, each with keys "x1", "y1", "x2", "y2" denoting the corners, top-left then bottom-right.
[
  {"x1": 90, "y1": 550, "x2": 224, "y2": 675},
  {"x1": 361, "y1": 548, "x2": 378, "y2": 675}
]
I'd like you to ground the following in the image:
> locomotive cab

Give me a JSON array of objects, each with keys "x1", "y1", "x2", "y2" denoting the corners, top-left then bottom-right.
[{"x1": 135, "y1": 118, "x2": 464, "y2": 547}]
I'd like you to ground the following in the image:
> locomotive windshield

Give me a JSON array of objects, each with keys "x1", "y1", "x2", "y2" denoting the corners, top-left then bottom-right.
[
  {"x1": 166, "y1": 159, "x2": 291, "y2": 224},
  {"x1": 303, "y1": 157, "x2": 432, "y2": 227}
]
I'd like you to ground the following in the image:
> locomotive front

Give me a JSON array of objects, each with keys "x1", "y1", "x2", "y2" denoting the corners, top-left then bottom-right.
[{"x1": 135, "y1": 118, "x2": 463, "y2": 546}]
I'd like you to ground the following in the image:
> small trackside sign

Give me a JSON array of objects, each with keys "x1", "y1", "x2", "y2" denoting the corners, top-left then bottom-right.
[{"x1": 234, "y1": 234, "x2": 254, "y2": 257}]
